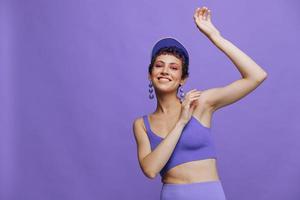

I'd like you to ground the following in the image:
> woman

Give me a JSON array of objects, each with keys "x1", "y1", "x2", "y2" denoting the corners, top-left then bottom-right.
[{"x1": 133, "y1": 6, "x2": 268, "y2": 200}]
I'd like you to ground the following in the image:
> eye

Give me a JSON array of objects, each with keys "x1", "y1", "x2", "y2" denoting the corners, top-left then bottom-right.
[
  {"x1": 171, "y1": 66, "x2": 178, "y2": 70},
  {"x1": 155, "y1": 64, "x2": 162, "y2": 67}
]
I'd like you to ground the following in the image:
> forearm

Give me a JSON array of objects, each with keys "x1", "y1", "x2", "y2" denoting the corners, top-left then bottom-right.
[
  {"x1": 142, "y1": 120, "x2": 186, "y2": 178},
  {"x1": 209, "y1": 33, "x2": 268, "y2": 81}
]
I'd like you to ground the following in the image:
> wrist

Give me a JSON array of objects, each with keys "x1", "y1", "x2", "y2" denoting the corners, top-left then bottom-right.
[
  {"x1": 177, "y1": 119, "x2": 187, "y2": 127},
  {"x1": 208, "y1": 32, "x2": 223, "y2": 42}
]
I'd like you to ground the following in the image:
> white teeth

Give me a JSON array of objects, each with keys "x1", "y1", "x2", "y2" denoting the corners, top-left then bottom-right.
[{"x1": 158, "y1": 77, "x2": 171, "y2": 81}]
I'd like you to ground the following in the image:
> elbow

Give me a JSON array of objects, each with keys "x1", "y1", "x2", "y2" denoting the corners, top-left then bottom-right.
[
  {"x1": 255, "y1": 72, "x2": 268, "y2": 83},
  {"x1": 260, "y1": 70, "x2": 268, "y2": 80},
  {"x1": 141, "y1": 159, "x2": 157, "y2": 179},
  {"x1": 142, "y1": 166, "x2": 157, "y2": 179},
  {"x1": 147, "y1": 174, "x2": 156, "y2": 179},
  {"x1": 262, "y1": 72, "x2": 268, "y2": 79},
  {"x1": 144, "y1": 169, "x2": 157, "y2": 179},
  {"x1": 260, "y1": 73, "x2": 268, "y2": 82}
]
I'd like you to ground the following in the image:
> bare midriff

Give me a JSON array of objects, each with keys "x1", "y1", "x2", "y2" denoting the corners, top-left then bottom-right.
[{"x1": 161, "y1": 158, "x2": 220, "y2": 184}]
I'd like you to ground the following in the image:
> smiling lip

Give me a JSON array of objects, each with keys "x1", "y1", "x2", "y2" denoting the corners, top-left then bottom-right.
[{"x1": 158, "y1": 77, "x2": 171, "y2": 81}]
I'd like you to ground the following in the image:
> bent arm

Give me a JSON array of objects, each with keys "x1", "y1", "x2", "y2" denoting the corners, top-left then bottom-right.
[
  {"x1": 202, "y1": 34, "x2": 268, "y2": 111},
  {"x1": 133, "y1": 118, "x2": 186, "y2": 179},
  {"x1": 210, "y1": 33, "x2": 268, "y2": 81}
]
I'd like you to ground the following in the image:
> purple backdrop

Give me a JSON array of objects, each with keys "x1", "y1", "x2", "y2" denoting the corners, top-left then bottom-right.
[{"x1": 1, "y1": 0, "x2": 299, "y2": 199}]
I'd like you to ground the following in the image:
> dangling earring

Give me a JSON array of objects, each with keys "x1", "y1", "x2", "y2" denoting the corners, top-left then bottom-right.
[
  {"x1": 179, "y1": 84, "x2": 185, "y2": 102},
  {"x1": 149, "y1": 80, "x2": 154, "y2": 99}
]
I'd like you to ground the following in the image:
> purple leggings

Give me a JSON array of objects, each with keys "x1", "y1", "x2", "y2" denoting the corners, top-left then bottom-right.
[{"x1": 160, "y1": 180, "x2": 227, "y2": 200}]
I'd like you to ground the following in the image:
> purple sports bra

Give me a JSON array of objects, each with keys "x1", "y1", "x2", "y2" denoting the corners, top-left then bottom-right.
[{"x1": 143, "y1": 114, "x2": 217, "y2": 177}]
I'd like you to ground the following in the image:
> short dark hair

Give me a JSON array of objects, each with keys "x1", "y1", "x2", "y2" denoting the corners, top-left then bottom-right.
[{"x1": 148, "y1": 46, "x2": 189, "y2": 80}]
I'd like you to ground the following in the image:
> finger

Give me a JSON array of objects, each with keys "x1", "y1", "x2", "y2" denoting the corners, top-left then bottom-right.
[
  {"x1": 185, "y1": 94, "x2": 199, "y2": 101},
  {"x1": 188, "y1": 100, "x2": 199, "y2": 111},
  {"x1": 186, "y1": 89, "x2": 197, "y2": 96},
  {"x1": 189, "y1": 103, "x2": 197, "y2": 111},
  {"x1": 189, "y1": 93, "x2": 202, "y2": 98},
  {"x1": 182, "y1": 96, "x2": 198, "y2": 107},
  {"x1": 193, "y1": 11, "x2": 197, "y2": 20},
  {"x1": 201, "y1": 8, "x2": 206, "y2": 19},
  {"x1": 194, "y1": 11, "x2": 199, "y2": 21},
  {"x1": 190, "y1": 94, "x2": 201, "y2": 100},
  {"x1": 183, "y1": 90, "x2": 201, "y2": 100},
  {"x1": 199, "y1": 7, "x2": 205, "y2": 18},
  {"x1": 190, "y1": 99, "x2": 199, "y2": 106},
  {"x1": 207, "y1": 9, "x2": 211, "y2": 21},
  {"x1": 194, "y1": 7, "x2": 200, "y2": 17},
  {"x1": 187, "y1": 91, "x2": 202, "y2": 97},
  {"x1": 184, "y1": 93, "x2": 201, "y2": 101},
  {"x1": 194, "y1": 8, "x2": 199, "y2": 20},
  {"x1": 203, "y1": 7, "x2": 208, "y2": 20},
  {"x1": 190, "y1": 96, "x2": 201, "y2": 101},
  {"x1": 190, "y1": 90, "x2": 202, "y2": 94},
  {"x1": 186, "y1": 96, "x2": 200, "y2": 105},
  {"x1": 187, "y1": 89, "x2": 200, "y2": 94}
]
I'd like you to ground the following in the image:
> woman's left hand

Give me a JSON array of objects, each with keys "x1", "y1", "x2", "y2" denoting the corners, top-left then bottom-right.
[{"x1": 193, "y1": 6, "x2": 221, "y2": 39}]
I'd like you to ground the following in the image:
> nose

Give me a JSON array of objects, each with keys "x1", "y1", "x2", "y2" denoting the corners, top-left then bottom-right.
[{"x1": 161, "y1": 66, "x2": 169, "y2": 74}]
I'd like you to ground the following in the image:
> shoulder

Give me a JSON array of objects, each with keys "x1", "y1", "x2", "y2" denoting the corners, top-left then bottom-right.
[
  {"x1": 133, "y1": 116, "x2": 143, "y2": 127},
  {"x1": 132, "y1": 116, "x2": 146, "y2": 135},
  {"x1": 193, "y1": 90, "x2": 215, "y2": 128},
  {"x1": 195, "y1": 89, "x2": 215, "y2": 111},
  {"x1": 132, "y1": 116, "x2": 151, "y2": 150}
]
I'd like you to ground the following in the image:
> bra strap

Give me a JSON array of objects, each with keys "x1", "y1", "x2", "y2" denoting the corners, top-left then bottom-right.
[{"x1": 143, "y1": 115, "x2": 151, "y2": 132}]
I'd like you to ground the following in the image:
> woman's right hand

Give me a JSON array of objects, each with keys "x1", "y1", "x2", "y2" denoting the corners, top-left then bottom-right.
[{"x1": 179, "y1": 89, "x2": 202, "y2": 125}]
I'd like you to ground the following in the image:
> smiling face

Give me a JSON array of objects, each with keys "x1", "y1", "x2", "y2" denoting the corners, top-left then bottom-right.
[{"x1": 148, "y1": 54, "x2": 187, "y2": 94}]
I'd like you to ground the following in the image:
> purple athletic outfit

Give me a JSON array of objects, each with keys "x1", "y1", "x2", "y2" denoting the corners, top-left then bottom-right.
[{"x1": 143, "y1": 115, "x2": 227, "y2": 200}]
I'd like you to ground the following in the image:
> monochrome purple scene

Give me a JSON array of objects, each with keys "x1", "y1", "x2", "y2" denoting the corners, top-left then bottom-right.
[{"x1": 0, "y1": 1, "x2": 299, "y2": 200}]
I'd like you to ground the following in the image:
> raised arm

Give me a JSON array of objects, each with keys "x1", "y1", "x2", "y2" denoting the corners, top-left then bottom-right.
[{"x1": 193, "y1": 6, "x2": 268, "y2": 111}]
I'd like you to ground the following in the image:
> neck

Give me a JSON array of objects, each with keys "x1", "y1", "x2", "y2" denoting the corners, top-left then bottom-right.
[{"x1": 154, "y1": 92, "x2": 182, "y2": 115}]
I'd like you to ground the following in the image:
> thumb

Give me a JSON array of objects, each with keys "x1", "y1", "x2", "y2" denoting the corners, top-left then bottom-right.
[{"x1": 190, "y1": 102, "x2": 197, "y2": 111}]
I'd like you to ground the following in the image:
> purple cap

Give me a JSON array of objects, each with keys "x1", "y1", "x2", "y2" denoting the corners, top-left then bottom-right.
[{"x1": 151, "y1": 37, "x2": 189, "y2": 66}]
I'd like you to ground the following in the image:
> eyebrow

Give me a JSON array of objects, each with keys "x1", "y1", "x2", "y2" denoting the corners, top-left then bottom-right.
[{"x1": 155, "y1": 60, "x2": 180, "y2": 65}]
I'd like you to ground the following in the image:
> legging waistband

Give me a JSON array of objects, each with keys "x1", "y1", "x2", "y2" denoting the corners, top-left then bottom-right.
[{"x1": 162, "y1": 180, "x2": 221, "y2": 187}]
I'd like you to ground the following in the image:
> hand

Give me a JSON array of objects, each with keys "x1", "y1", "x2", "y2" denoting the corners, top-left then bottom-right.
[
  {"x1": 193, "y1": 6, "x2": 221, "y2": 39},
  {"x1": 179, "y1": 89, "x2": 202, "y2": 125}
]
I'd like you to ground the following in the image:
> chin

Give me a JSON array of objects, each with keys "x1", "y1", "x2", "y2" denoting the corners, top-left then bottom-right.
[{"x1": 156, "y1": 86, "x2": 176, "y2": 93}]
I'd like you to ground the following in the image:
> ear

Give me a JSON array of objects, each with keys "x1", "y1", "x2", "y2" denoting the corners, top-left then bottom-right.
[
  {"x1": 148, "y1": 73, "x2": 151, "y2": 81},
  {"x1": 180, "y1": 76, "x2": 188, "y2": 86}
]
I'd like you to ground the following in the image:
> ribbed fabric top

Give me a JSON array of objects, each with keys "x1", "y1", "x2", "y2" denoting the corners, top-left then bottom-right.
[{"x1": 143, "y1": 115, "x2": 217, "y2": 177}]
